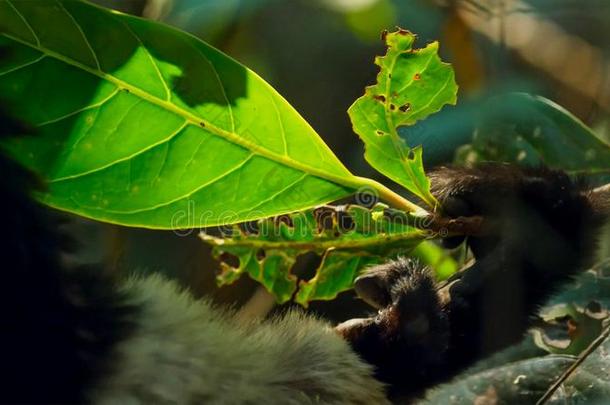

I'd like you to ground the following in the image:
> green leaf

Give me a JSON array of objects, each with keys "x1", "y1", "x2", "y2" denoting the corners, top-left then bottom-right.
[
  {"x1": 0, "y1": 0, "x2": 373, "y2": 229},
  {"x1": 457, "y1": 93, "x2": 610, "y2": 175},
  {"x1": 200, "y1": 204, "x2": 426, "y2": 305},
  {"x1": 348, "y1": 28, "x2": 457, "y2": 207},
  {"x1": 410, "y1": 240, "x2": 459, "y2": 281}
]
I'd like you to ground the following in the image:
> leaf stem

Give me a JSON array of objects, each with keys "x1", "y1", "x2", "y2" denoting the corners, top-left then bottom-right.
[{"x1": 353, "y1": 176, "x2": 429, "y2": 214}]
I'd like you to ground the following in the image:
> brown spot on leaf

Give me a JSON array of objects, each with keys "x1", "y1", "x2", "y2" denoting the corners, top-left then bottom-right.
[
  {"x1": 256, "y1": 248, "x2": 266, "y2": 261},
  {"x1": 199, "y1": 122, "x2": 206, "y2": 128},
  {"x1": 396, "y1": 27, "x2": 411, "y2": 36},
  {"x1": 399, "y1": 103, "x2": 411, "y2": 112},
  {"x1": 376, "y1": 130, "x2": 385, "y2": 136},
  {"x1": 413, "y1": 73, "x2": 421, "y2": 80},
  {"x1": 381, "y1": 29, "x2": 388, "y2": 41},
  {"x1": 389, "y1": 104, "x2": 396, "y2": 111},
  {"x1": 373, "y1": 94, "x2": 386, "y2": 103}
]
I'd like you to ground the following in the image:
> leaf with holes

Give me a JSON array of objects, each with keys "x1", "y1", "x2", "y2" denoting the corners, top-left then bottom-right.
[
  {"x1": 200, "y1": 204, "x2": 427, "y2": 304},
  {"x1": 0, "y1": 0, "x2": 385, "y2": 229},
  {"x1": 348, "y1": 29, "x2": 457, "y2": 207}
]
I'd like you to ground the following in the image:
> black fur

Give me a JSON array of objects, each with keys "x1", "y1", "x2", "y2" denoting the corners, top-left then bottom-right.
[
  {"x1": 339, "y1": 164, "x2": 607, "y2": 400},
  {"x1": 0, "y1": 107, "x2": 137, "y2": 404},
  {"x1": 337, "y1": 258, "x2": 448, "y2": 396},
  {"x1": 432, "y1": 164, "x2": 605, "y2": 365}
]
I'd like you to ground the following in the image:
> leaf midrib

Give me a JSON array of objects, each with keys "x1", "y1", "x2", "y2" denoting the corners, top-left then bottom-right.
[
  {"x1": 381, "y1": 45, "x2": 436, "y2": 207},
  {"x1": 0, "y1": 31, "x2": 363, "y2": 191},
  {"x1": 201, "y1": 228, "x2": 426, "y2": 251},
  {"x1": 378, "y1": 55, "x2": 427, "y2": 203}
]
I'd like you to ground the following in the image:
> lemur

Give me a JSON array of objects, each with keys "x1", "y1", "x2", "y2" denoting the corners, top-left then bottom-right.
[{"x1": 0, "y1": 104, "x2": 607, "y2": 404}]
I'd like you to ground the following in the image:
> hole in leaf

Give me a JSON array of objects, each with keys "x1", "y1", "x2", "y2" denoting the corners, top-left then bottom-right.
[
  {"x1": 293, "y1": 252, "x2": 323, "y2": 282},
  {"x1": 336, "y1": 209, "x2": 355, "y2": 233},
  {"x1": 274, "y1": 214, "x2": 293, "y2": 228},
  {"x1": 220, "y1": 252, "x2": 240, "y2": 269},
  {"x1": 399, "y1": 103, "x2": 410, "y2": 112},
  {"x1": 240, "y1": 221, "x2": 259, "y2": 235}
]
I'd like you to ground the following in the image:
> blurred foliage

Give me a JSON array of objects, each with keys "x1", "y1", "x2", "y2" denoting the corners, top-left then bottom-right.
[
  {"x1": 423, "y1": 261, "x2": 610, "y2": 404},
  {"x1": 456, "y1": 93, "x2": 610, "y2": 178}
]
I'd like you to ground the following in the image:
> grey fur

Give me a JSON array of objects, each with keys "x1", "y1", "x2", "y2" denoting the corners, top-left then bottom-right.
[{"x1": 89, "y1": 275, "x2": 389, "y2": 405}]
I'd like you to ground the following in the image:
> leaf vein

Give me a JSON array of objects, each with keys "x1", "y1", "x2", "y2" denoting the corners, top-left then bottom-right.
[
  {"x1": 103, "y1": 153, "x2": 255, "y2": 215},
  {"x1": 50, "y1": 120, "x2": 188, "y2": 182},
  {"x1": 117, "y1": 18, "x2": 171, "y2": 102},
  {"x1": 395, "y1": 49, "x2": 435, "y2": 95},
  {"x1": 270, "y1": 92, "x2": 288, "y2": 156},
  {"x1": 57, "y1": 1, "x2": 101, "y2": 70},
  {"x1": 6, "y1": 0, "x2": 40, "y2": 46},
  {"x1": 407, "y1": 73, "x2": 452, "y2": 119},
  {"x1": 37, "y1": 87, "x2": 120, "y2": 126},
  {"x1": 236, "y1": 173, "x2": 308, "y2": 215},
  {"x1": 187, "y1": 38, "x2": 235, "y2": 132},
  {"x1": 0, "y1": 54, "x2": 45, "y2": 77}
]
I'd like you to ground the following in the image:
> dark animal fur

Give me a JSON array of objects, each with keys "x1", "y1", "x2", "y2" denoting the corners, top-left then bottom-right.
[
  {"x1": 339, "y1": 258, "x2": 448, "y2": 396},
  {"x1": 0, "y1": 107, "x2": 136, "y2": 404},
  {"x1": 340, "y1": 164, "x2": 607, "y2": 399}
]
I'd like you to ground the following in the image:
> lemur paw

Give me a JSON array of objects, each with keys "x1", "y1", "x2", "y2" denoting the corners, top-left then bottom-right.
[{"x1": 337, "y1": 258, "x2": 449, "y2": 390}]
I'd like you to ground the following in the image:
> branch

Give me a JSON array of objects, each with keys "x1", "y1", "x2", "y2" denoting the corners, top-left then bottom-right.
[
  {"x1": 425, "y1": 214, "x2": 487, "y2": 237},
  {"x1": 536, "y1": 322, "x2": 610, "y2": 405}
]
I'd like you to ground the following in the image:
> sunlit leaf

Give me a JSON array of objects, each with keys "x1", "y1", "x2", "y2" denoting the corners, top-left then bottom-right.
[
  {"x1": 348, "y1": 28, "x2": 457, "y2": 207},
  {"x1": 0, "y1": 0, "x2": 367, "y2": 229}
]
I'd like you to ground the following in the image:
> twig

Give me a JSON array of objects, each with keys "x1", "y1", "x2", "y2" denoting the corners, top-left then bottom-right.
[
  {"x1": 425, "y1": 214, "x2": 487, "y2": 237},
  {"x1": 536, "y1": 321, "x2": 610, "y2": 405}
]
